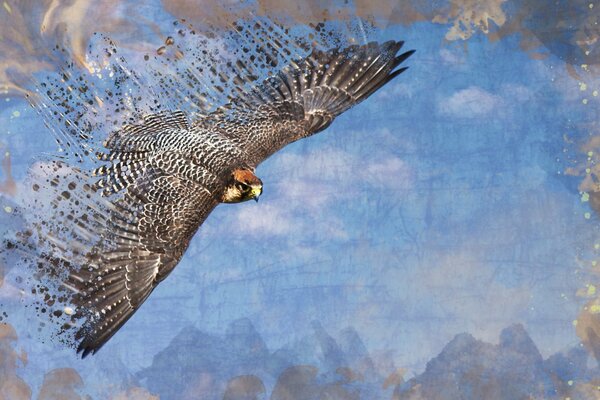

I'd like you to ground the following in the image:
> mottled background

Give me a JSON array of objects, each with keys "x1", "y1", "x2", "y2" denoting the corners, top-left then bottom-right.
[{"x1": 0, "y1": 0, "x2": 600, "y2": 399}]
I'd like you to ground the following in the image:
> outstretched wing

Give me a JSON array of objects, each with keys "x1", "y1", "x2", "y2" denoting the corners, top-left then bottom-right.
[
  {"x1": 204, "y1": 41, "x2": 414, "y2": 166},
  {"x1": 70, "y1": 163, "x2": 218, "y2": 357},
  {"x1": 25, "y1": 111, "x2": 221, "y2": 357}
]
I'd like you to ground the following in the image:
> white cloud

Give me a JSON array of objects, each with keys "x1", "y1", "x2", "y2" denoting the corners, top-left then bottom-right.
[
  {"x1": 397, "y1": 248, "x2": 532, "y2": 344},
  {"x1": 438, "y1": 86, "x2": 504, "y2": 117},
  {"x1": 500, "y1": 83, "x2": 534, "y2": 103},
  {"x1": 235, "y1": 203, "x2": 293, "y2": 237},
  {"x1": 272, "y1": 147, "x2": 413, "y2": 196},
  {"x1": 375, "y1": 81, "x2": 415, "y2": 101},
  {"x1": 364, "y1": 157, "x2": 413, "y2": 190},
  {"x1": 222, "y1": 143, "x2": 413, "y2": 241},
  {"x1": 439, "y1": 48, "x2": 467, "y2": 66}
]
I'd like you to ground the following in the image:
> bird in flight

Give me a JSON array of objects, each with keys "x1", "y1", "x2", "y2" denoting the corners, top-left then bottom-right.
[{"x1": 6, "y1": 20, "x2": 414, "y2": 357}]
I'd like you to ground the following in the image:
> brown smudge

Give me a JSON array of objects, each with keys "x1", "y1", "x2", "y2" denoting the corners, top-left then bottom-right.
[
  {"x1": 575, "y1": 303, "x2": 600, "y2": 362},
  {"x1": 0, "y1": 260, "x2": 4, "y2": 289},
  {"x1": 2, "y1": 0, "x2": 600, "y2": 383},
  {"x1": 488, "y1": 0, "x2": 600, "y2": 66},
  {"x1": 382, "y1": 368, "x2": 406, "y2": 389},
  {"x1": 569, "y1": 379, "x2": 600, "y2": 399},
  {"x1": 270, "y1": 366, "x2": 319, "y2": 400},
  {"x1": 0, "y1": 323, "x2": 31, "y2": 400},
  {"x1": 223, "y1": 375, "x2": 265, "y2": 400},
  {"x1": 161, "y1": 0, "x2": 429, "y2": 29},
  {"x1": 162, "y1": 0, "x2": 429, "y2": 29},
  {"x1": 38, "y1": 368, "x2": 86, "y2": 400},
  {"x1": 111, "y1": 387, "x2": 159, "y2": 400},
  {"x1": 253, "y1": 0, "x2": 506, "y2": 38},
  {"x1": 571, "y1": 137, "x2": 600, "y2": 362},
  {"x1": 38, "y1": 0, "x2": 143, "y2": 69},
  {"x1": 0, "y1": 0, "x2": 154, "y2": 95},
  {"x1": 0, "y1": 150, "x2": 17, "y2": 196},
  {"x1": 354, "y1": 0, "x2": 428, "y2": 26},
  {"x1": 433, "y1": 0, "x2": 508, "y2": 41},
  {"x1": 0, "y1": 322, "x2": 159, "y2": 398},
  {"x1": 527, "y1": 52, "x2": 549, "y2": 60},
  {"x1": 181, "y1": 372, "x2": 217, "y2": 399},
  {"x1": 0, "y1": 1, "x2": 54, "y2": 95},
  {"x1": 4, "y1": 0, "x2": 599, "y2": 96},
  {"x1": 335, "y1": 367, "x2": 364, "y2": 383}
]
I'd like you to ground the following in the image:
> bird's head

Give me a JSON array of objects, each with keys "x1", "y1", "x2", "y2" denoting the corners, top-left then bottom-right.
[{"x1": 221, "y1": 168, "x2": 263, "y2": 203}]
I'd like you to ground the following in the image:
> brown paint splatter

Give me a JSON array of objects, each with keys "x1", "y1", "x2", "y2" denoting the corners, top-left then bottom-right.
[{"x1": 433, "y1": 0, "x2": 508, "y2": 41}]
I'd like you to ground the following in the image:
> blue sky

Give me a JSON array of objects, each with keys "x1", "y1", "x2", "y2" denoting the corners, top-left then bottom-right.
[{"x1": 0, "y1": 0, "x2": 599, "y2": 397}]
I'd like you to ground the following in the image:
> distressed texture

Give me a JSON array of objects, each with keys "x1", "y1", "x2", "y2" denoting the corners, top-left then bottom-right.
[{"x1": 0, "y1": 1, "x2": 599, "y2": 400}]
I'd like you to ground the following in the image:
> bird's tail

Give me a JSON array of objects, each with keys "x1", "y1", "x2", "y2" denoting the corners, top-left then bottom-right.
[{"x1": 0, "y1": 159, "x2": 145, "y2": 355}]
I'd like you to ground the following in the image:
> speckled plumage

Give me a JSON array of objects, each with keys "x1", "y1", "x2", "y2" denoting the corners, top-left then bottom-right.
[{"x1": 24, "y1": 38, "x2": 414, "y2": 357}]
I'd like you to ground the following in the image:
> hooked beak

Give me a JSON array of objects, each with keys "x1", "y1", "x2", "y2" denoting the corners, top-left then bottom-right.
[{"x1": 251, "y1": 186, "x2": 262, "y2": 202}]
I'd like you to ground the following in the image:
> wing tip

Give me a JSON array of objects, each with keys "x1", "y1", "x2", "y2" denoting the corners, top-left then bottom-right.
[
  {"x1": 77, "y1": 342, "x2": 95, "y2": 358},
  {"x1": 394, "y1": 49, "x2": 416, "y2": 66}
]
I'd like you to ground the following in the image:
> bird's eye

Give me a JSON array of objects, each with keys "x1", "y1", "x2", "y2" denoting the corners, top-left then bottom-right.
[{"x1": 236, "y1": 182, "x2": 250, "y2": 191}]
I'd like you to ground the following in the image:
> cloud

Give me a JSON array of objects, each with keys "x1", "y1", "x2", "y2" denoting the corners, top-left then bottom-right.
[
  {"x1": 500, "y1": 83, "x2": 534, "y2": 103},
  {"x1": 271, "y1": 147, "x2": 413, "y2": 201},
  {"x1": 438, "y1": 86, "x2": 504, "y2": 118},
  {"x1": 396, "y1": 248, "x2": 533, "y2": 344},
  {"x1": 374, "y1": 80, "x2": 416, "y2": 101},
  {"x1": 235, "y1": 203, "x2": 294, "y2": 237},
  {"x1": 365, "y1": 158, "x2": 412, "y2": 190},
  {"x1": 439, "y1": 48, "x2": 467, "y2": 66},
  {"x1": 224, "y1": 145, "x2": 413, "y2": 241}
]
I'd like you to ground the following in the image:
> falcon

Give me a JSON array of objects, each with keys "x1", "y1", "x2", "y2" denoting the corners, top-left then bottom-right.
[{"x1": 14, "y1": 31, "x2": 414, "y2": 357}]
